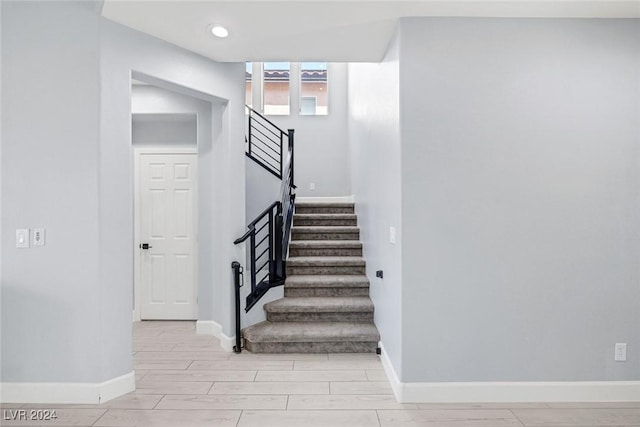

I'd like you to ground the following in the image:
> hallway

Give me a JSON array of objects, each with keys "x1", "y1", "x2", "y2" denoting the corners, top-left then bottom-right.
[{"x1": 2, "y1": 321, "x2": 639, "y2": 426}]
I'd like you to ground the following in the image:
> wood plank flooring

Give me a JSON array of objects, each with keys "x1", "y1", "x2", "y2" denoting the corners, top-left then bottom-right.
[{"x1": 2, "y1": 321, "x2": 638, "y2": 426}]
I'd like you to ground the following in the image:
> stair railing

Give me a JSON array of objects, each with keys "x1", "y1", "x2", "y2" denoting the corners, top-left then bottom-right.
[
  {"x1": 246, "y1": 106, "x2": 291, "y2": 179},
  {"x1": 280, "y1": 133, "x2": 295, "y2": 261},
  {"x1": 232, "y1": 106, "x2": 295, "y2": 352},
  {"x1": 234, "y1": 200, "x2": 285, "y2": 311}
]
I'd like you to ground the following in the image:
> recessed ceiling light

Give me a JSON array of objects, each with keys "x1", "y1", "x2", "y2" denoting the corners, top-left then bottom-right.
[{"x1": 209, "y1": 24, "x2": 229, "y2": 38}]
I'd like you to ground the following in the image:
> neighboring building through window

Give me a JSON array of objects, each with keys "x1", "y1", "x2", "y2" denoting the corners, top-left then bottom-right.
[
  {"x1": 263, "y1": 62, "x2": 290, "y2": 115},
  {"x1": 300, "y1": 62, "x2": 328, "y2": 115},
  {"x1": 245, "y1": 62, "x2": 253, "y2": 108}
]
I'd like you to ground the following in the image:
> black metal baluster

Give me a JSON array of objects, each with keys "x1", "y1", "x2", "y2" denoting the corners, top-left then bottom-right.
[
  {"x1": 280, "y1": 131, "x2": 284, "y2": 178},
  {"x1": 231, "y1": 262, "x2": 242, "y2": 353},
  {"x1": 248, "y1": 114, "x2": 253, "y2": 156},
  {"x1": 275, "y1": 202, "x2": 283, "y2": 279},
  {"x1": 249, "y1": 231, "x2": 256, "y2": 293},
  {"x1": 288, "y1": 129, "x2": 295, "y2": 188},
  {"x1": 268, "y1": 207, "x2": 275, "y2": 283}
]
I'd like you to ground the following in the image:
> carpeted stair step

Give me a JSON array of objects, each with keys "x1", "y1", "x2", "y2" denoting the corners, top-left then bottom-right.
[
  {"x1": 242, "y1": 321, "x2": 379, "y2": 353},
  {"x1": 289, "y1": 240, "x2": 363, "y2": 257},
  {"x1": 264, "y1": 297, "x2": 374, "y2": 322},
  {"x1": 286, "y1": 256, "x2": 365, "y2": 276},
  {"x1": 291, "y1": 226, "x2": 359, "y2": 241},
  {"x1": 295, "y1": 202, "x2": 355, "y2": 215},
  {"x1": 284, "y1": 275, "x2": 370, "y2": 297},
  {"x1": 293, "y1": 213, "x2": 357, "y2": 227},
  {"x1": 239, "y1": 198, "x2": 380, "y2": 354}
]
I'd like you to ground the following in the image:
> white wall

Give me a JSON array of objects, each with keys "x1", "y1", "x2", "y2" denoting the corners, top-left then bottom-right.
[
  {"x1": 1, "y1": 1, "x2": 245, "y2": 396},
  {"x1": 245, "y1": 159, "x2": 282, "y2": 224},
  {"x1": 100, "y1": 18, "x2": 246, "y2": 349},
  {"x1": 399, "y1": 18, "x2": 640, "y2": 382},
  {"x1": 348, "y1": 17, "x2": 639, "y2": 390},
  {"x1": 348, "y1": 31, "x2": 403, "y2": 379},
  {"x1": 1, "y1": 1, "x2": 103, "y2": 383},
  {"x1": 132, "y1": 114, "x2": 198, "y2": 146},
  {"x1": 132, "y1": 84, "x2": 204, "y2": 146},
  {"x1": 249, "y1": 63, "x2": 350, "y2": 199}
]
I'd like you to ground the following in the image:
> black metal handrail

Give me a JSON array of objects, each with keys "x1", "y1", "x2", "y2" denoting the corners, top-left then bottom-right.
[
  {"x1": 280, "y1": 134, "x2": 295, "y2": 260},
  {"x1": 234, "y1": 200, "x2": 285, "y2": 312},
  {"x1": 231, "y1": 107, "x2": 296, "y2": 353},
  {"x1": 246, "y1": 105, "x2": 292, "y2": 179}
]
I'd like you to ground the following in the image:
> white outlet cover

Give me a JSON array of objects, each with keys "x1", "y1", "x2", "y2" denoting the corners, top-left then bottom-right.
[
  {"x1": 33, "y1": 228, "x2": 46, "y2": 246},
  {"x1": 615, "y1": 343, "x2": 627, "y2": 361},
  {"x1": 389, "y1": 226, "x2": 396, "y2": 244}
]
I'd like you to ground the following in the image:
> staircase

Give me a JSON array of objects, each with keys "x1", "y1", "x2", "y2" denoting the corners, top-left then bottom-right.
[{"x1": 242, "y1": 201, "x2": 380, "y2": 353}]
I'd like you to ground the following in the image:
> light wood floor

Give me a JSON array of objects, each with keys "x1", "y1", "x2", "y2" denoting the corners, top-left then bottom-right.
[{"x1": 3, "y1": 321, "x2": 639, "y2": 426}]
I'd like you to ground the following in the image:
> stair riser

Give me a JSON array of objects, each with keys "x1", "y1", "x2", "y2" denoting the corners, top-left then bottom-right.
[
  {"x1": 266, "y1": 312, "x2": 374, "y2": 322},
  {"x1": 295, "y1": 207, "x2": 354, "y2": 215},
  {"x1": 244, "y1": 340, "x2": 378, "y2": 353},
  {"x1": 285, "y1": 287, "x2": 370, "y2": 297},
  {"x1": 289, "y1": 247, "x2": 362, "y2": 257},
  {"x1": 293, "y1": 218, "x2": 357, "y2": 226},
  {"x1": 291, "y1": 232, "x2": 359, "y2": 241},
  {"x1": 287, "y1": 265, "x2": 366, "y2": 275}
]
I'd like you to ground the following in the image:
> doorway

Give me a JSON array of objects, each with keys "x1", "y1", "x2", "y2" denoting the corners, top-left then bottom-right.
[
  {"x1": 134, "y1": 149, "x2": 198, "y2": 320},
  {"x1": 131, "y1": 78, "x2": 213, "y2": 322}
]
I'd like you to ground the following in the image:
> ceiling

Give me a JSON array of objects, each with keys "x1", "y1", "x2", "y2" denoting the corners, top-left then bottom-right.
[{"x1": 102, "y1": 1, "x2": 640, "y2": 62}]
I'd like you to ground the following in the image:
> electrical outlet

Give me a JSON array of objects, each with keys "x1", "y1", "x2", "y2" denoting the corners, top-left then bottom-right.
[
  {"x1": 389, "y1": 226, "x2": 396, "y2": 244},
  {"x1": 615, "y1": 343, "x2": 627, "y2": 361},
  {"x1": 33, "y1": 228, "x2": 46, "y2": 246},
  {"x1": 310, "y1": 182, "x2": 316, "y2": 191}
]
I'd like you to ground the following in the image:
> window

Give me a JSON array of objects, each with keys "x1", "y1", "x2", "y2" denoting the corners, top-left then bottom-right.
[
  {"x1": 300, "y1": 62, "x2": 328, "y2": 115},
  {"x1": 263, "y1": 62, "x2": 290, "y2": 115},
  {"x1": 245, "y1": 62, "x2": 253, "y2": 108},
  {"x1": 300, "y1": 97, "x2": 317, "y2": 115}
]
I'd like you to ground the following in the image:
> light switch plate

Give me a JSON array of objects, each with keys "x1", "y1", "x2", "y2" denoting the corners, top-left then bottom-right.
[
  {"x1": 33, "y1": 228, "x2": 45, "y2": 246},
  {"x1": 16, "y1": 229, "x2": 30, "y2": 248},
  {"x1": 389, "y1": 226, "x2": 396, "y2": 244}
]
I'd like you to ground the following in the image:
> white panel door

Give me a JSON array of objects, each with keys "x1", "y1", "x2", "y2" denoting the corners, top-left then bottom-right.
[{"x1": 139, "y1": 153, "x2": 197, "y2": 320}]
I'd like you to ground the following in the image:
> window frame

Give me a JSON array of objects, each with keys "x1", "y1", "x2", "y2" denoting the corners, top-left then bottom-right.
[
  {"x1": 262, "y1": 62, "x2": 291, "y2": 116},
  {"x1": 299, "y1": 62, "x2": 329, "y2": 116}
]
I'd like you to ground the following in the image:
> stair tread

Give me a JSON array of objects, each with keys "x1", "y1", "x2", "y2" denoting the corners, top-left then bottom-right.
[
  {"x1": 293, "y1": 226, "x2": 359, "y2": 232},
  {"x1": 285, "y1": 275, "x2": 370, "y2": 287},
  {"x1": 287, "y1": 256, "x2": 365, "y2": 266},
  {"x1": 265, "y1": 297, "x2": 373, "y2": 313},
  {"x1": 242, "y1": 321, "x2": 380, "y2": 343},
  {"x1": 289, "y1": 240, "x2": 362, "y2": 248},
  {"x1": 295, "y1": 202, "x2": 355, "y2": 208},
  {"x1": 242, "y1": 197, "x2": 379, "y2": 352},
  {"x1": 294, "y1": 214, "x2": 357, "y2": 219}
]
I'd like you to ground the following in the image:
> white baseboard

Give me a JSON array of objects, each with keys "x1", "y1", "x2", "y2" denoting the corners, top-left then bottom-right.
[
  {"x1": 98, "y1": 371, "x2": 136, "y2": 403},
  {"x1": 379, "y1": 342, "x2": 404, "y2": 400},
  {"x1": 399, "y1": 380, "x2": 640, "y2": 403},
  {"x1": 379, "y1": 343, "x2": 640, "y2": 403},
  {"x1": 0, "y1": 371, "x2": 135, "y2": 404},
  {"x1": 296, "y1": 196, "x2": 354, "y2": 203},
  {"x1": 218, "y1": 334, "x2": 236, "y2": 352},
  {"x1": 195, "y1": 319, "x2": 220, "y2": 335},
  {"x1": 196, "y1": 320, "x2": 235, "y2": 352}
]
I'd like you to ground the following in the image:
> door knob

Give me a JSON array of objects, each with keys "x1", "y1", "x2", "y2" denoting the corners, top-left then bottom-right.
[{"x1": 139, "y1": 243, "x2": 152, "y2": 250}]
